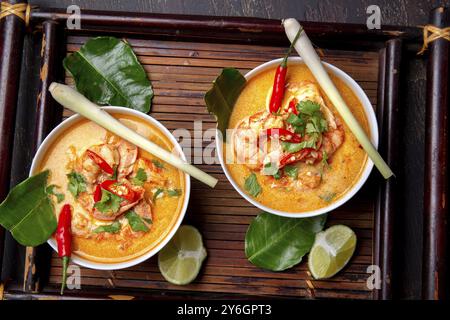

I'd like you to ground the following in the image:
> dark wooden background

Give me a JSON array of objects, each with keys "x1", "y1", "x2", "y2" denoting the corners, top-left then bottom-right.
[{"x1": 7, "y1": 0, "x2": 448, "y2": 300}]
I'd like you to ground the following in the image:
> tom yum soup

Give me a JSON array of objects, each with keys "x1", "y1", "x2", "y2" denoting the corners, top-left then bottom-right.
[
  {"x1": 37, "y1": 114, "x2": 185, "y2": 263},
  {"x1": 224, "y1": 63, "x2": 370, "y2": 213}
]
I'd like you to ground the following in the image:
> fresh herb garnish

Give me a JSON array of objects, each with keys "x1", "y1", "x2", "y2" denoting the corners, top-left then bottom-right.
[
  {"x1": 273, "y1": 171, "x2": 282, "y2": 179},
  {"x1": 93, "y1": 221, "x2": 121, "y2": 234},
  {"x1": 131, "y1": 168, "x2": 147, "y2": 186},
  {"x1": 94, "y1": 189, "x2": 122, "y2": 214},
  {"x1": 285, "y1": 100, "x2": 328, "y2": 151},
  {"x1": 125, "y1": 210, "x2": 150, "y2": 232},
  {"x1": 67, "y1": 171, "x2": 87, "y2": 198},
  {"x1": 167, "y1": 189, "x2": 182, "y2": 197},
  {"x1": 322, "y1": 151, "x2": 329, "y2": 168},
  {"x1": 244, "y1": 173, "x2": 262, "y2": 197},
  {"x1": 46, "y1": 184, "x2": 65, "y2": 203},
  {"x1": 111, "y1": 165, "x2": 118, "y2": 180},
  {"x1": 281, "y1": 140, "x2": 317, "y2": 153},
  {"x1": 284, "y1": 165, "x2": 299, "y2": 179},
  {"x1": 319, "y1": 192, "x2": 336, "y2": 203},
  {"x1": 262, "y1": 162, "x2": 279, "y2": 176},
  {"x1": 153, "y1": 188, "x2": 164, "y2": 201},
  {"x1": 152, "y1": 159, "x2": 164, "y2": 169}
]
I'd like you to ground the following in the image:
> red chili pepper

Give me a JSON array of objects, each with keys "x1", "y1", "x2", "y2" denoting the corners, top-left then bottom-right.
[
  {"x1": 265, "y1": 128, "x2": 302, "y2": 143},
  {"x1": 279, "y1": 148, "x2": 313, "y2": 168},
  {"x1": 86, "y1": 150, "x2": 114, "y2": 175},
  {"x1": 287, "y1": 98, "x2": 299, "y2": 115},
  {"x1": 56, "y1": 204, "x2": 72, "y2": 295},
  {"x1": 268, "y1": 30, "x2": 302, "y2": 114},
  {"x1": 93, "y1": 184, "x2": 102, "y2": 202},
  {"x1": 101, "y1": 180, "x2": 135, "y2": 202}
]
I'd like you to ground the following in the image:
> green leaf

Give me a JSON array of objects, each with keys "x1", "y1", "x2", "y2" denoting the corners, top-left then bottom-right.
[
  {"x1": 204, "y1": 68, "x2": 246, "y2": 141},
  {"x1": 67, "y1": 171, "x2": 86, "y2": 198},
  {"x1": 46, "y1": 184, "x2": 65, "y2": 203},
  {"x1": 262, "y1": 162, "x2": 278, "y2": 176},
  {"x1": 63, "y1": 36, "x2": 153, "y2": 113},
  {"x1": 152, "y1": 188, "x2": 164, "y2": 201},
  {"x1": 245, "y1": 212, "x2": 327, "y2": 271},
  {"x1": 244, "y1": 173, "x2": 262, "y2": 197},
  {"x1": 319, "y1": 192, "x2": 336, "y2": 203},
  {"x1": 125, "y1": 210, "x2": 150, "y2": 232},
  {"x1": 131, "y1": 168, "x2": 147, "y2": 186},
  {"x1": 297, "y1": 100, "x2": 321, "y2": 115},
  {"x1": 152, "y1": 159, "x2": 164, "y2": 169},
  {"x1": 167, "y1": 189, "x2": 182, "y2": 197},
  {"x1": 281, "y1": 140, "x2": 316, "y2": 153},
  {"x1": 94, "y1": 189, "x2": 122, "y2": 214},
  {"x1": 93, "y1": 221, "x2": 121, "y2": 234},
  {"x1": 0, "y1": 171, "x2": 57, "y2": 246},
  {"x1": 284, "y1": 165, "x2": 299, "y2": 179}
]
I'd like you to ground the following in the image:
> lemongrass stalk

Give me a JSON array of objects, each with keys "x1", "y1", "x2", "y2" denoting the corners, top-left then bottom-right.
[
  {"x1": 282, "y1": 18, "x2": 393, "y2": 179},
  {"x1": 49, "y1": 83, "x2": 218, "y2": 188}
]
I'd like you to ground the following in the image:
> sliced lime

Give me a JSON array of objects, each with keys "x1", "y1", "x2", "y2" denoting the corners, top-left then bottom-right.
[
  {"x1": 158, "y1": 225, "x2": 207, "y2": 285},
  {"x1": 308, "y1": 225, "x2": 357, "y2": 279}
]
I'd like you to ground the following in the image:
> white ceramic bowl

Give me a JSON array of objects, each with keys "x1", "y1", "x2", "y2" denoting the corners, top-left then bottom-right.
[
  {"x1": 30, "y1": 107, "x2": 191, "y2": 270},
  {"x1": 216, "y1": 57, "x2": 378, "y2": 218}
]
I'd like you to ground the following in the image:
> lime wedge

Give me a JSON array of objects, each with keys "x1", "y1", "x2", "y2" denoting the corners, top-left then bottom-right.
[
  {"x1": 308, "y1": 225, "x2": 356, "y2": 279},
  {"x1": 158, "y1": 225, "x2": 207, "y2": 285}
]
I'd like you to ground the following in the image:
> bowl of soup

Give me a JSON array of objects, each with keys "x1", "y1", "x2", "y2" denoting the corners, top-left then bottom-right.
[
  {"x1": 216, "y1": 57, "x2": 378, "y2": 217},
  {"x1": 30, "y1": 107, "x2": 190, "y2": 270}
]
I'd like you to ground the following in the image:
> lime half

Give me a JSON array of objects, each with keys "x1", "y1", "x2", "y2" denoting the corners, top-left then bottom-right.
[
  {"x1": 308, "y1": 225, "x2": 357, "y2": 279},
  {"x1": 158, "y1": 225, "x2": 207, "y2": 285}
]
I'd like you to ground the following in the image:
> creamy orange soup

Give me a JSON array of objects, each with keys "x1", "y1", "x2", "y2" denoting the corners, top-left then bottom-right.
[
  {"x1": 38, "y1": 113, "x2": 185, "y2": 263},
  {"x1": 225, "y1": 63, "x2": 370, "y2": 213}
]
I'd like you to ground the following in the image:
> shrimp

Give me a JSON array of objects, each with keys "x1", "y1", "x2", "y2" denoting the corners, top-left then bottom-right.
[
  {"x1": 133, "y1": 199, "x2": 153, "y2": 229},
  {"x1": 75, "y1": 144, "x2": 119, "y2": 186},
  {"x1": 282, "y1": 81, "x2": 338, "y2": 130},
  {"x1": 232, "y1": 111, "x2": 284, "y2": 169},
  {"x1": 116, "y1": 139, "x2": 138, "y2": 179},
  {"x1": 130, "y1": 158, "x2": 166, "y2": 186}
]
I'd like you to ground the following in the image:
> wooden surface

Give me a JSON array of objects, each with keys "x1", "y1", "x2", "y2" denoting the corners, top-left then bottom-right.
[
  {"x1": 5, "y1": 0, "x2": 440, "y2": 299},
  {"x1": 37, "y1": 36, "x2": 379, "y2": 299},
  {"x1": 422, "y1": 6, "x2": 449, "y2": 300}
]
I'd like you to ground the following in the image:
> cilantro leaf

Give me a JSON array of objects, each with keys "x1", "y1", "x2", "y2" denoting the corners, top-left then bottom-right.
[
  {"x1": 45, "y1": 184, "x2": 65, "y2": 203},
  {"x1": 284, "y1": 166, "x2": 299, "y2": 179},
  {"x1": 94, "y1": 189, "x2": 122, "y2": 214},
  {"x1": 262, "y1": 162, "x2": 279, "y2": 175},
  {"x1": 67, "y1": 171, "x2": 86, "y2": 198},
  {"x1": 153, "y1": 188, "x2": 164, "y2": 201},
  {"x1": 281, "y1": 140, "x2": 316, "y2": 153},
  {"x1": 125, "y1": 210, "x2": 150, "y2": 232},
  {"x1": 244, "y1": 173, "x2": 262, "y2": 197},
  {"x1": 152, "y1": 159, "x2": 164, "y2": 169},
  {"x1": 93, "y1": 221, "x2": 121, "y2": 234},
  {"x1": 131, "y1": 168, "x2": 147, "y2": 186},
  {"x1": 167, "y1": 189, "x2": 182, "y2": 197},
  {"x1": 297, "y1": 100, "x2": 321, "y2": 115},
  {"x1": 319, "y1": 192, "x2": 336, "y2": 202}
]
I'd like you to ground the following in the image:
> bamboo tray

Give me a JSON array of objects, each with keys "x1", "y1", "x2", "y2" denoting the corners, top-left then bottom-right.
[{"x1": 1, "y1": 3, "x2": 447, "y2": 300}]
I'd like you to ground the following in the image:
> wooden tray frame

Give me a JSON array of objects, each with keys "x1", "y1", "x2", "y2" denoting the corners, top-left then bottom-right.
[{"x1": 0, "y1": 1, "x2": 448, "y2": 300}]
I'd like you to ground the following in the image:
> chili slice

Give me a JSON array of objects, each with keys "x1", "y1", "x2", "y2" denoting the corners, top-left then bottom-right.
[
  {"x1": 268, "y1": 30, "x2": 302, "y2": 114},
  {"x1": 86, "y1": 150, "x2": 114, "y2": 175},
  {"x1": 287, "y1": 98, "x2": 299, "y2": 115},
  {"x1": 56, "y1": 204, "x2": 72, "y2": 295},
  {"x1": 101, "y1": 180, "x2": 135, "y2": 203},
  {"x1": 265, "y1": 128, "x2": 302, "y2": 143},
  {"x1": 93, "y1": 184, "x2": 102, "y2": 202}
]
